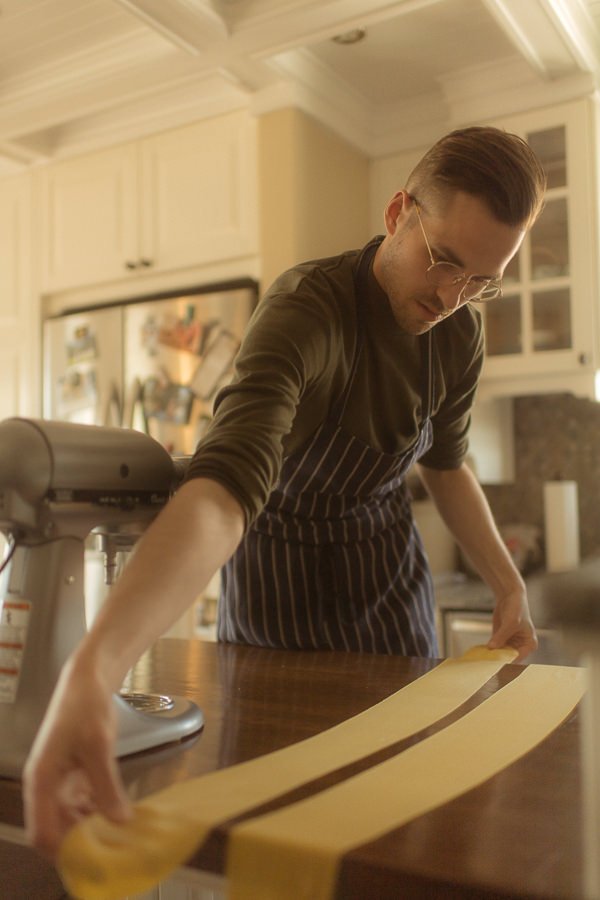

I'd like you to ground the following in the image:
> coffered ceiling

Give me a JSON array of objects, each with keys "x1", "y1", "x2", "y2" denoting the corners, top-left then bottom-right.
[{"x1": 0, "y1": 0, "x2": 598, "y2": 173}]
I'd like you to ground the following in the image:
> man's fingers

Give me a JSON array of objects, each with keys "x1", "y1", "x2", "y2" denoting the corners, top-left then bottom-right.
[
  {"x1": 87, "y1": 751, "x2": 132, "y2": 823},
  {"x1": 488, "y1": 625, "x2": 538, "y2": 662},
  {"x1": 24, "y1": 740, "x2": 130, "y2": 861},
  {"x1": 23, "y1": 762, "x2": 69, "y2": 859}
]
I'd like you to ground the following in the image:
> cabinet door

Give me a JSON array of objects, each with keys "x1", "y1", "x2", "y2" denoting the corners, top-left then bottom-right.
[
  {"x1": 0, "y1": 173, "x2": 37, "y2": 418},
  {"x1": 41, "y1": 143, "x2": 138, "y2": 292},
  {"x1": 480, "y1": 100, "x2": 597, "y2": 391},
  {"x1": 139, "y1": 111, "x2": 258, "y2": 273}
]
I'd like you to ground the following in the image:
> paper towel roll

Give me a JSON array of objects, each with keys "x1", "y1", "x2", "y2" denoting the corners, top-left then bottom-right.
[{"x1": 543, "y1": 480, "x2": 580, "y2": 573}]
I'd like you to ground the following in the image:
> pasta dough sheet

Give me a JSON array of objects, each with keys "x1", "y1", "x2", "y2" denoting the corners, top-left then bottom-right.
[
  {"x1": 227, "y1": 663, "x2": 585, "y2": 900},
  {"x1": 58, "y1": 648, "x2": 521, "y2": 900}
]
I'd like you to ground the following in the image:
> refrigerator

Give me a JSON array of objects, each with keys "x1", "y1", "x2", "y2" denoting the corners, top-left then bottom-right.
[
  {"x1": 43, "y1": 279, "x2": 258, "y2": 635},
  {"x1": 43, "y1": 279, "x2": 258, "y2": 454}
]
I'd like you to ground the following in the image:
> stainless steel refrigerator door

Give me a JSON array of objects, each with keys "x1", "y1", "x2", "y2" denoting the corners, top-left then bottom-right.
[
  {"x1": 123, "y1": 287, "x2": 255, "y2": 455},
  {"x1": 43, "y1": 307, "x2": 123, "y2": 426}
]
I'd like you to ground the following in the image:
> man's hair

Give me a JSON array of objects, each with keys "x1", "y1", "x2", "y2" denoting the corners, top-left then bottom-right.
[{"x1": 406, "y1": 126, "x2": 547, "y2": 227}]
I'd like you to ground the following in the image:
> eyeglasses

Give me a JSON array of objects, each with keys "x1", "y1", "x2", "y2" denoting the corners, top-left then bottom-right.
[{"x1": 413, "y1": 199, "x2": 503, "y2": 303}]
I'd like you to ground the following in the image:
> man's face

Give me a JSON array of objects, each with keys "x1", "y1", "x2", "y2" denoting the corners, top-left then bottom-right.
[{"x1": 373, "y1": 190, "x2": 526, "y2": 335}]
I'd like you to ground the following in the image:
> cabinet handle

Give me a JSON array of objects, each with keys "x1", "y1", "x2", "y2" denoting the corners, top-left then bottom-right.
[
  {"x1": 125, "y1": 261, "x2": 138, "y2": 270},
  {"x1": 578, "y1": 352, "x2": 589, "y2": 366},
  {"x1": 139, "y1": 258, "x2": 153, "y2": 267}
]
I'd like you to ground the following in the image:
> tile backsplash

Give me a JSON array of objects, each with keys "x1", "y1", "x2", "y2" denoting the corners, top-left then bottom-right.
[{"x1": 483, "y1": 393, "x2": 600, "y2": 561}]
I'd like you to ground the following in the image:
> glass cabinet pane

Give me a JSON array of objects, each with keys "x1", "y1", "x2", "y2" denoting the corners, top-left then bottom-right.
[
  {"x1": 483, "y1": 295, "x2": 521, "y2": 356},
  {"x1": 532, "y1": 288, "x2": 571, "y2": 351},
  {"x1": 482, "y1": 120, "x2": 576, "y2": 371},
  {"x1": 530, "y1": 198, "x2": 569, "y2": 279},
  {"x1": 528, "y1": 126, "x2": 566, "y2": 189}
]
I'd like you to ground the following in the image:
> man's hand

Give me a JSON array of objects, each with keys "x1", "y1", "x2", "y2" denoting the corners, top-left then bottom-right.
[
  {"x1": 417, "y1": 464, "x2": 538, "y2": 663},
  {"x1": 488, "y1": 588, "x2": 538, "y2": 662},
  {"x1": 23, "y1": 657, "x2": 131, "y2": 860}
]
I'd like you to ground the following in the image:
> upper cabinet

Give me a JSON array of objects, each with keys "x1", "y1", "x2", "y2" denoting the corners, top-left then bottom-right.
[
  {"x1": 479, "y1": 99, "x2": 599, "y2": 399},
  {"x1": 41, "y1": 111, "x2": 258, "y2": 294},
  {"x1": 41, "y1": 142, "x2": 138, "y2": 291}
]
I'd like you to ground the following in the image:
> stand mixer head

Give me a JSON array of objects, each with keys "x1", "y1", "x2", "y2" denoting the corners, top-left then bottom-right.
[{"x1": 0, "y1": 418, "x2": 203, "y2": 779}]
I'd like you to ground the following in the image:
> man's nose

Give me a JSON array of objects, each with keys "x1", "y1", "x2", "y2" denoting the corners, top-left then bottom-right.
[{"x1": 435, "y1": 282, "x2": 464, "y2": 312}]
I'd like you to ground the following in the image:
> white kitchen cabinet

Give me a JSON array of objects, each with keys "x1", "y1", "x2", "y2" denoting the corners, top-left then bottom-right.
[
  {"x1": 41, "y1": 142, "x2": 138, "y2": 291},
  {"x1": 479, "y1": 98, "x2": 599, "y2": 399},
  {"x1": 0, "y1": 172, "x2": 39, "y2": 418},
  {"x1": 139, "y1": 114, "x2": 258, "y2": 276},
  {"x1": 41, "y1": 111, "x2": 258, "y2": 294}
]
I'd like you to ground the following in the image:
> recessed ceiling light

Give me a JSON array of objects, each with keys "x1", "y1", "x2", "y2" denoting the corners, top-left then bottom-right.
[{"x1": 331, "y1": 28, "x2": 366, "y2": 45}]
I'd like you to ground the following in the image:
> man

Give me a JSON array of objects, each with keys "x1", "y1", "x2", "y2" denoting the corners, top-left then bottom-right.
[{"x1": 24, "y1": 126, "x2": 544, "y2": 857}]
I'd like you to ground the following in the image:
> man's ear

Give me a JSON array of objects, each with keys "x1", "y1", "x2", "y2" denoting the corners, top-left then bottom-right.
[{"x1": 383, "y1": 190, "x2": 412, "y2": 235}]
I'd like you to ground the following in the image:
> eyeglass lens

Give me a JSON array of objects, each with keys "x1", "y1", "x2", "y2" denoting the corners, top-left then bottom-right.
[{"x1": 426, "y1": 262, "x2": 500, "y2": 301}]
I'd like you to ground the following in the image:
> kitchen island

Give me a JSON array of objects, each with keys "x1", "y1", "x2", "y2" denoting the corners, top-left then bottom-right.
[{"x1": 0, "y1": 639, "x2": 585, "y2": 899}]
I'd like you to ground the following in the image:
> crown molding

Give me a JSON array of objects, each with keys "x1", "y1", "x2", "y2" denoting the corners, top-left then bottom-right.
[
  {"x1": 0, "y1": 37, "x2": 200, "y2": 145},
  {"x1": 0, "y1": 141, "x2": 44, "y2": 176},
  {"x1": 4, "y1": 58, "x2": 597, "y2": 171},
  {"x1": 256, "y1": 43, "x2": 596, "y2": 157},
  {"x1": 441, "y1": 56, "x2": 597, "y2": 125},
  {"x1": 25, "y1": 74, "x2": 250, "y2": 162}
]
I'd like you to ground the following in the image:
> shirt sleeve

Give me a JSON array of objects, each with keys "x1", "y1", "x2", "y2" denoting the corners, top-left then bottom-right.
[
  {"x1": 418, "y1": 306, "x2": 485, "y2": 470},
  {"x1": 183, "y1": 264, "x2": 345, "y2": 526}
]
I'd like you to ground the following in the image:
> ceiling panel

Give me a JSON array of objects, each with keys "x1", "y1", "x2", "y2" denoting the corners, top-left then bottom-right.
[
  {"x1": 0, "y1": 1, "x2": 140, "y2": 65},
  {"x1": 305, "y1": 0, "x2": 518, "y2": 105},
  {"x1": 0, "y1": 0, "x2": 596, "y2": 167}
]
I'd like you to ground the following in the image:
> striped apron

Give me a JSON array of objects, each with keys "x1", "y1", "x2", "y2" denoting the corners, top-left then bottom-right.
[{"x1": 219, "y1": 242, "x2": 438, "y2": 657}]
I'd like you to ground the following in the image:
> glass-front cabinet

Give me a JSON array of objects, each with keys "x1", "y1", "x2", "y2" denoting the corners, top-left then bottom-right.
[{"x1": 479, "y1": 99, "x2": 599, "y2": 398}]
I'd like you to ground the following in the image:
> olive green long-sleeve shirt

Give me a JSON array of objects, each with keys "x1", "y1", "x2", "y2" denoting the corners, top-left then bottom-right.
[{"x1": 186, "y1": 240, "x2": 484, "y2": 526}]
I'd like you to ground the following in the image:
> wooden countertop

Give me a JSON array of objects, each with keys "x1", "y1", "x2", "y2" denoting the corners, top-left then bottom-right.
[{"x1": 0, "y1": 639, "x2": 584, "y2": 899}]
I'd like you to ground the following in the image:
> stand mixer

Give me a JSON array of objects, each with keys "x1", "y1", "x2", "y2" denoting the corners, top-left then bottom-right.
[{"x1": 0, "y1": 417, "x2": 204, "y2": 779}]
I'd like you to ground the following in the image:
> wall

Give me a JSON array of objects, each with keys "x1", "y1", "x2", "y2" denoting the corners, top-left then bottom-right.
[
  {"x1": 483, "y1": 394, "x2": 600, "y2": 560},
  {"x1": 369, "y1": 144, "x2": 427, "y2": 232},
  {"x1": 258, "y1": 108, "x2": 370, "y2": 290}
]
